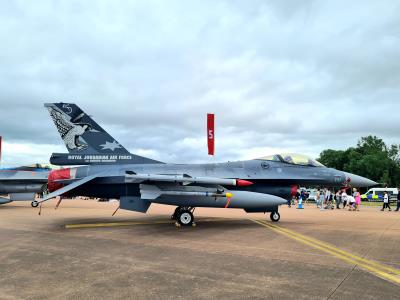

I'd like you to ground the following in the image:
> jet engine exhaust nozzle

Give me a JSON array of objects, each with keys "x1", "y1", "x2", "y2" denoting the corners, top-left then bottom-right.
[{"x1": 47, "y1": 168, "x2": 77, "y2": 192}]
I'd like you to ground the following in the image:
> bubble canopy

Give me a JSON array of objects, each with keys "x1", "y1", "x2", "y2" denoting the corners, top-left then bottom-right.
[{"x1": 257, "y1": 153, "x2": 325, "y2": 167}]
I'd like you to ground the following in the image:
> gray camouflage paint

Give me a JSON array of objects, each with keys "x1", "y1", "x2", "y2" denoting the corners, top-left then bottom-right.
[
  {"x1": 0, "y1": 167, "x2": 48, "y2": 204},
  {"x1": 43, "y1": 103, "x2": 378, "y2": 215}
]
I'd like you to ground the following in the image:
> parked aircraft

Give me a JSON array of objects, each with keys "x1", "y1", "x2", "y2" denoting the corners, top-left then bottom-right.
[
  {"x1": 0, "y1": 164, "x2": 50, "y2": 207},
  {"x1": 38, "y1": 103, "x2": 377, "y2": 225}
]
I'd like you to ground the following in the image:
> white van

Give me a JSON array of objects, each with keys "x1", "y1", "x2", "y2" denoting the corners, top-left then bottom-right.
[{"x1": 361, "y1": 188, "x2": 398, "y2": 201}]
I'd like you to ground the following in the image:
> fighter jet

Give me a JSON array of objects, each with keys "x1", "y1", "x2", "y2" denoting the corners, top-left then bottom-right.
[
  {"x1": 0, "y1": 164, "x2": 50, "y2": 207},
  {"x1": 38, "y1": 103, "x2": 377, "y2": 225}
]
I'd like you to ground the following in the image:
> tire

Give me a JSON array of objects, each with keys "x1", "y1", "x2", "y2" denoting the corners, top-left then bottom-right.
[
  {"x1": 177, "y1": 210, "x2": 194, "y2": 226},
  {"x1": 270, "y1": 211, "x2": 280, "y2": 222},
  {"x1": 171, "y1": 206, "x2": 182, "y2": 220},
  {"x1": 31, "y1": 201, "x2": 39, "y2": 208}
]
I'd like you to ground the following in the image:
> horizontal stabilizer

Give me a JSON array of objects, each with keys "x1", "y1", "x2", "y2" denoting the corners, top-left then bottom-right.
[{"x1": 39, "y1": 173, "x2": 100, "y2": 203}]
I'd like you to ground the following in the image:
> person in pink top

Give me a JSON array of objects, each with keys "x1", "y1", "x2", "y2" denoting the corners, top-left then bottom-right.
[{"x1": 353, "y1": 188, "x2": 361, "y2": 211}]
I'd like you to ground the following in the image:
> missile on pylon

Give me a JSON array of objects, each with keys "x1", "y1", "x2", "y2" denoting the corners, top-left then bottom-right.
[
  {"x1": 140, "y1": 184, "x2": 233, "y2": 200},
  {"x1": 125, "y1": 171, "x2": 253, "y2": 186}
]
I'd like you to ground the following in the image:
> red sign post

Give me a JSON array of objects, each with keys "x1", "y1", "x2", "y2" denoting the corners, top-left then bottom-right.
[{"x1": 207, "y1": 114, "x2": 215, "y2": 156}]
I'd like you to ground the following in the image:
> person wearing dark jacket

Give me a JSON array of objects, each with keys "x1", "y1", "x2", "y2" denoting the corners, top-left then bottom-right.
[{"x1": 395, "y1": 188, "x2": 400, "y2": 211}]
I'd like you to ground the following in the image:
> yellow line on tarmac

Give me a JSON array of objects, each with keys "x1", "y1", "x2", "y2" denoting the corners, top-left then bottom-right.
[
  {"x1": 266, "y1": 221, "x2": 400, "y2": 276},
  {"x1": 65, "y1": 220, "x2": 172, "y2": 229},
  {"x1": 251, "y1": 219, "x2": 400, "y2": 285},
  {"x1": 65, "y1": 217, "x2": 234, "y2": 229}
]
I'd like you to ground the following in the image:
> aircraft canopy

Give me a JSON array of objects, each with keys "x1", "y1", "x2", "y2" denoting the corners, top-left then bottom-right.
[{"x1": 258, "y1": 153, "x2": 325, "y2": 167}]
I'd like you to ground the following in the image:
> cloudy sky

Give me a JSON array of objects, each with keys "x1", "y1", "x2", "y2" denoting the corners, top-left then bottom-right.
[{"x1": 1, "y1": 0, "x2": 399, "y2": 166}]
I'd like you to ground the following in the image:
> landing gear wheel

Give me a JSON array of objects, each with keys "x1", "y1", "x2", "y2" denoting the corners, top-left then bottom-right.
[
  {"x1": 31, "y1": 200, "x2": 39, "y2": 208},
  {"x1": 270, "y1": 211, "x2": 280, "y2": 222},
  {"x1": 177, "y1": 210, "x2": 194, "y2": 226}
]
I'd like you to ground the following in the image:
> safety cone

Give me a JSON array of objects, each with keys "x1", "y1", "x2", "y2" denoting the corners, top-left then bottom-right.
[{"x1": 297, "y1": 198, "x2": 304, "y2": 209}]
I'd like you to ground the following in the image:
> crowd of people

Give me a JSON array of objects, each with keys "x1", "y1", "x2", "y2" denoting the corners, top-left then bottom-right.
[
  {"x1": 315, "y1": 188, "x2": 361, "y2": 211},
  {"x1": 290, "y1": 187, "x2": 400, "y2": 211}
]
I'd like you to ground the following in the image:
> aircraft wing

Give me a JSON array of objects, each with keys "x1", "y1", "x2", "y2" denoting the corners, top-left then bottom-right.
[
  {"x1": 0, "y1": 169, "x2": 48, "y2": 182},
  {"x1": 52, "y1": 172, "x2": 253, "y2": 187}
]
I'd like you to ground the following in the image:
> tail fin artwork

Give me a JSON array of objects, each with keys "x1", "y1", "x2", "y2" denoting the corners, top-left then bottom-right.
[{"x1": 45, "y1": 103, "x2": 162, "y2": 165}]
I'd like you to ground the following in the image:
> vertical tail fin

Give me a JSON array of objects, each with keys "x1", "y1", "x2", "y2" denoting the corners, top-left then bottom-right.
[
  {"x1": 45, "y1": 103, "x2": 130, "y2": 154},
  {"x1": 45, "y1": 103, "x2": 162, "y2": 164}
]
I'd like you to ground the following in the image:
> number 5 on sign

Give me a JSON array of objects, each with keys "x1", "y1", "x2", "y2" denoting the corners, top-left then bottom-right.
[{"x1": 207, "y1": 114, "x2": 215, "y2": 155}]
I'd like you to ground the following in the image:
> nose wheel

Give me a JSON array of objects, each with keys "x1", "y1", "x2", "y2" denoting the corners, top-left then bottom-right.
[
  {"x1": 270, "y1": 211, "x2": 280, "y2": 222},
  {"x1": 31, "y1": 200, "x2": 39, "y2": 208}
]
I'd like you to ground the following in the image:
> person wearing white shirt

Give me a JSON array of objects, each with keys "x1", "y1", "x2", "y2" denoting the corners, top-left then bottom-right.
[
  {"x1": 347, "y1": 195, "x2": 355, "y2": 211},
  {"x1": 325, "y1": 189, "x2": 331, "y2": 203},
  {"x1": 381, "y1": 192, "x2": 391, "y2": 211},
  {"x1": 342, "y1": 190, "x2": 348, "y2": 209}
]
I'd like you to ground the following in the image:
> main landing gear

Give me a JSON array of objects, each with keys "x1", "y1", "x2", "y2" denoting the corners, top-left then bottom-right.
[
  {"x1": 31, "y1": 200, "x2": 39, "y2": 208},
  {"x1": 270, "y1": 211, "x2": 280, "y2": 222},
  {"x1": 171, "y1": 206, "x2": 196, "y2": 227}
]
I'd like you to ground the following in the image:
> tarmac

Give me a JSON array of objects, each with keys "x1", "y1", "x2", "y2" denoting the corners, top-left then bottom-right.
[{"x1": 0, "y1": 200, "x2": 399, "y2": 299}]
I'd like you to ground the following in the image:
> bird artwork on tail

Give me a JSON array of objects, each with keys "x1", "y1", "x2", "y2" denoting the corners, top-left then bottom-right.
[{"x1": 47, "y1": 107, "x2": 92, "y2": 151}]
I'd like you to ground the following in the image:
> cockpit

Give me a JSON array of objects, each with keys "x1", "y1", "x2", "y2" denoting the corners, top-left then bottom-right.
[{"x1": 257, "y1": 153, "x2": 325, "y2": 167}]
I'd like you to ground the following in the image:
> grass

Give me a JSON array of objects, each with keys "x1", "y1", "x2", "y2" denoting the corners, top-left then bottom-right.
[
  {"x1": 360, "y1": 201, "x2": 397, "y2": 207},
  {"x1": 302, "y1": 200, "x2": 397, "y2": 207}
]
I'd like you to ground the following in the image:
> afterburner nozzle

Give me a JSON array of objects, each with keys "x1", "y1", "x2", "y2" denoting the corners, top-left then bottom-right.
[{"x1": 47, "y1": 168, "x2": 77, "y2": 192}]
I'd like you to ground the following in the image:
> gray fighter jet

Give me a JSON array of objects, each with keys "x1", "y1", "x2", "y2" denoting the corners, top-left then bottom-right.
[
  {"x1": 0, "y1": 164, "x2": 49, "y2": 207},
  {"x1": 38, "y1": 103, "x2": 377, "y2": 225}
]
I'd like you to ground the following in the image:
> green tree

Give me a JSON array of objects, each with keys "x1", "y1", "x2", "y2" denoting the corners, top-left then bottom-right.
[
  {"x1": 318, "y1": 149, "x2": 346, "y2": 171},
  {"x1": 317, "y1": 136, "x2": 400, "y2": 187}
]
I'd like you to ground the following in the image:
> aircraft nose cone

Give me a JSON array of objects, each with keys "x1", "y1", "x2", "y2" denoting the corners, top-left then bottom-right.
[{"x1": 343, "y1": 172, "x2": 378, "y2": 187}]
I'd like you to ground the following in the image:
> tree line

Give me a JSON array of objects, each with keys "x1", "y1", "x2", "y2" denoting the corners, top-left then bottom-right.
[{"x1": 317, "y1": 136, "x2": 400, "y2": 188}]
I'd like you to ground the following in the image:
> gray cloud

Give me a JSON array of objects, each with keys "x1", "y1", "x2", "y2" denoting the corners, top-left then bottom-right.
[{"x1": 0, "y1": 0, "x2": 399, "y2": 166}]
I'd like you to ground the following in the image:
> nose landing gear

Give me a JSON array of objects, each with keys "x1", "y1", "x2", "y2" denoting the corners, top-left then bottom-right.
[
  {"x1": 270, "y1": 211, "x2": 280, "y2": 222},
  {"x1": 31, "y1": 200, "x2": 39, "y2": 208}
]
